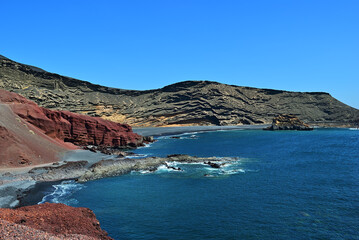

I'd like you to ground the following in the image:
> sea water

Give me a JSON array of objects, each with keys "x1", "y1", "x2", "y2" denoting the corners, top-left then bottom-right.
[{"x1": 40, "y1": 129, "x2": 359, "y2": 239}]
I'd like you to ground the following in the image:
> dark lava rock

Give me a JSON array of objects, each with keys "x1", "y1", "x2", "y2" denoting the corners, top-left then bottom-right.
[
  {"x1": 264, "y1": 114, "x2": 314, "y2": 131},
  {"x1": 205, "y1": 161, "x2": 221, "y2": 168}
]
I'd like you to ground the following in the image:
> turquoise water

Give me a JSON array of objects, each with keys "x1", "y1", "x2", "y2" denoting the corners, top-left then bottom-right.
[{"x1": 42, "y1": 129, "x2": 359, "y2": 239}]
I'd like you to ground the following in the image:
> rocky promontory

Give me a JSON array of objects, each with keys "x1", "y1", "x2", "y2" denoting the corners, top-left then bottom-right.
[
  {"x1": 77, "y1": 154, "x2": 236, "y2": 182},
  {"x1": 0, "y1": 202, "x2": 113, "y2": 239},
  {"x1": 264, "y1": 114, "x2": 314, "y2": 131}
]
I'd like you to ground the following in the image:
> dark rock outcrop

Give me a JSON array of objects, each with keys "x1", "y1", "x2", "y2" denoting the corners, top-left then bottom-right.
[
  {"x1": 77, "y1": 155, "x2": 237, "y2": 182},
  {"x1": 205, "y1": 161, "x2": 222, "y2": 168},
  {"x1": 264, "y1": 114, "x2": 314, "y2": 131},
  {"x1": 1, "y1": 55, "x2": 359, "y2": 127},
  {"x1": 0, "y1": 202, "x2": 113, "y2": 239}
]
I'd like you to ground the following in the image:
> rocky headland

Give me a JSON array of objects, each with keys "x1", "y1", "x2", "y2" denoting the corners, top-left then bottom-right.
[{"x1": 1, "y1": 55, "x2": 359, "y2": 127}]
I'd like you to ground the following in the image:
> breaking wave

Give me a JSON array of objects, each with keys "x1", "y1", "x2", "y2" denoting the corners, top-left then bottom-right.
[
  {"x1": 38, "y1": 180, "x2": 84, "y2": 205},
  {"x1": 130, "y1": 157, "x2": 250, "y2": 177}
]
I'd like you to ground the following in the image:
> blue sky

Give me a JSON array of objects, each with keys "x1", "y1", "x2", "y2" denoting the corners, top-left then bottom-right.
[{"x1": 2, "y1": 0, "x2": 358, "y2": 108}]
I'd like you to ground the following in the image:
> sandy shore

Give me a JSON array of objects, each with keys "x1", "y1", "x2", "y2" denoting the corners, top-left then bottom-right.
[{"x1": 133, "y1": 124, "x2": 269, "y2": 136}]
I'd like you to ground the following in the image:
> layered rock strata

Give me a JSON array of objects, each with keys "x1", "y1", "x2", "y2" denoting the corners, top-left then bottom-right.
[{"x1": 1, "y1": 55, "x2": 359, "y2": 127}]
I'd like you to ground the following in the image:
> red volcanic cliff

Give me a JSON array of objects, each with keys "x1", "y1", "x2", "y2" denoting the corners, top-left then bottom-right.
[
  {"x1": 0, "y1": 89, "x2": 145, "y2": 167},
  {"x1": 0, "y1": 202, "x2": 113, "y2": 239},
  {"x1": 0, "y1": 100, "x2": 74, "y2": 167},
  {"x1": 0, "y1": 89, "x2": 144, "y2": 148}
]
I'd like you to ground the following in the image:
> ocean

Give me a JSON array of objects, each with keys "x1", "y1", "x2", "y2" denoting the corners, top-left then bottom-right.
[{"x1": 39, "y1": 128, "x2": 359, "y2": 239}]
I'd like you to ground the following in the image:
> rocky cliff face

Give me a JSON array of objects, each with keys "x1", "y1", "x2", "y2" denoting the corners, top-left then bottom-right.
[
  {"x1": 1, "y1": 55, "x2": 359, "y2": 127},
  {"x1": 0, "y1": 89, "x2": 143, "y2": 148},
  {"x1": 0, "y1": 202, "x2": 113, "y2": 239},
  {"x1": 0, "y1": 89, "x2": 144, "y2": 167}
]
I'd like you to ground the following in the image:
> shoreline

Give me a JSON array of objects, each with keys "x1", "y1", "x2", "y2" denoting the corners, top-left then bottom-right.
[
  {"x1": 133, "y1": 124, "x2": 270, "y2": 136},
  {"x1": 0, "y1": 149, "x2": 115, "y2": 208},
  {"x1": 1, "y1": 125, "x2": 353, "y2": 209},
  {"x1": 18, "y1": 180, "x2": 66, "y2": 207}
]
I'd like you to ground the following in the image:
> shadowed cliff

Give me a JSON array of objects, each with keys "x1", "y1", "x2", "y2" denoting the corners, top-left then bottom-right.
[{"x1": 1, "y1": 55, "x2": 358, "y2": 127}]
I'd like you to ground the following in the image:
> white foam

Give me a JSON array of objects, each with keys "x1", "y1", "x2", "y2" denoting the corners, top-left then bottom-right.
[
  {"x1": 204, "y1": 167, "x2": 220, "y2": 171},
  {"x1": 156, "y1": 165, "x2": 176, "y2": 173},
  {"x1": 221, "y1": 169, "x2": 245, "y2": 175},
  {"x1": 38, "y1": 180, "x2": 84, "y2": 205},
  {"x1": 158, "y1": 132, "x2": 199, "y2": 140},
  {"x1": 349, "y1": 128, "x2": 359, "y2": 130},
  {"x1": 132, "y1": 170, "x2": 153, "y2": 174},
  {"x1": 126, "y1": 153, "x2": 149, "y2": 159},
  {"x1": 137, "y1": 142, "x2": 154, "y2": 148}
]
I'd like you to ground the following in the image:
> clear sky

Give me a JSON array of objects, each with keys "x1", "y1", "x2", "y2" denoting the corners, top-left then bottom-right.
[{"x1": 1, "y1": 0, "x2": 358, "y2": 108}]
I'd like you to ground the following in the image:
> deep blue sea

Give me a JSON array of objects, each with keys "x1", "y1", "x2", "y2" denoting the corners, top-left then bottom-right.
[{"x1": 41, "y1": 129, "x2": 359, "y2": 240}]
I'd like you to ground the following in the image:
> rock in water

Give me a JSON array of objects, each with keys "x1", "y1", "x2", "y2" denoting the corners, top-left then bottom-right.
[{"x1": 264, "y1": 114, "x2": 313, "y2": 131}]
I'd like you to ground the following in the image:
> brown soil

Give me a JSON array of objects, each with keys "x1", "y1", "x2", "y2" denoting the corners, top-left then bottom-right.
[{"x1": 0, "y1": 203, "x2": 113, "y2": 240}]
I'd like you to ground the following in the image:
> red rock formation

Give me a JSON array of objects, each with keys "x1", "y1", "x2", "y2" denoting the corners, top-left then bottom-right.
[
  {"x1": 0, "y1": 101, "x2": 74, "y2": 167},
  {"x1": 0, "y1": 89, "x2": 144, "y2": 148},
  {"x1": 0, "y1": 202, "x2": 113, "y2": 240}
]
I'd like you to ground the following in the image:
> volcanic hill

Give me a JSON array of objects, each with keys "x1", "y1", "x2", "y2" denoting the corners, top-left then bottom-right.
[{"x1": 1, "y1": 55, "x2": 358, "y2": 127}]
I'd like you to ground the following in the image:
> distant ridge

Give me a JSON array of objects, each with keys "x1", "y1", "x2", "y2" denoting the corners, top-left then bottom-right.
[{"x1": 1, "y1": 55, "x2": 358, "y2": 127}]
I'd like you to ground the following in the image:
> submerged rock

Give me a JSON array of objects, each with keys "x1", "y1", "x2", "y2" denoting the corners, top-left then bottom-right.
[
  {"x1": 205, "y1": 161, "x2": 221, "y2": 168},
  {"x1": 164, "y1": 162, "x2": 182, "y2": 171},
  {"x1": 264, "y1": 114, "x2": 313, "y2": 131}
]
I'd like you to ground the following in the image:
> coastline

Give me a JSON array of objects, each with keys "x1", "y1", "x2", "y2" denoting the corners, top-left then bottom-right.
[
  {"x1": 0, "y1": 125, "x2": 267, "y2": 208},
  {"x1": 133, "y1": 124, "x2": 270, "y2": 136},
  {"x1": 1, "y1": 126, "x2": 255, "y2": 208},
  {"x1": 2, "y1": 124, "x2": 350, "y2": 209},
  {"x1": 0, "y1": 149, "x2": 114, "y2": 208}
]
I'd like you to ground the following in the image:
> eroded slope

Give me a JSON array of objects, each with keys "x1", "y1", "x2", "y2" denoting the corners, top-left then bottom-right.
[{"x1": 1, "y1": 55, "x2": 358, "y2": 127}]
